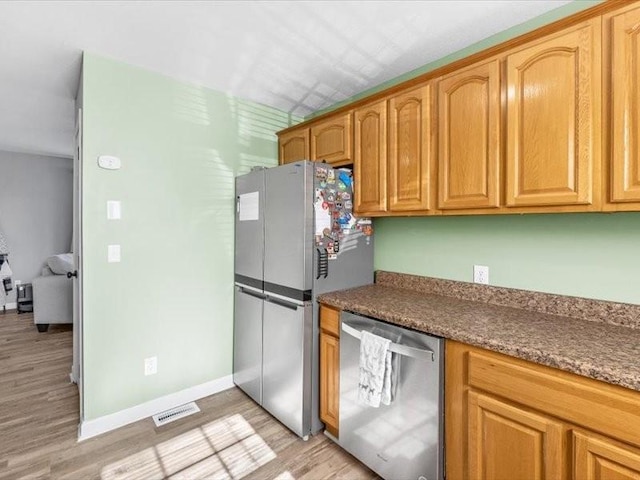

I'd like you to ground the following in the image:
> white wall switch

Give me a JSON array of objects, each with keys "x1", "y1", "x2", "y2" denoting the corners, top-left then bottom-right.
[
  {"x1": 107, "y1": 244, "x2": 121, "y2": 263},
  {"x1": 98, "y1": 155, "x2": 121, "y2": 170},
  {"x1": 144, "y1": 356, "x2": 158, "y2": 376},
  {"x1": 473, "y1": 265, "x2": 489, "y2": 285},
  {"x1": 107, "y1": 201, "x2": 121, "y2": 220}
]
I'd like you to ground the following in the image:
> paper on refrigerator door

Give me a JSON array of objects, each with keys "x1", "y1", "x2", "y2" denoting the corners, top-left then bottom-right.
[
  {"x1": 238, "y1": 191, "x2": 259, "y2": 221},
  {"x1": 314, "y1": 194, "x2": 331, "y2": 236}
]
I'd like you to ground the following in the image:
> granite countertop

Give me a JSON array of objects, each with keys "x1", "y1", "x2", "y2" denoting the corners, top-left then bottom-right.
[{"x1": 318, "y1": 275, "x2": 640, "y2": 393}]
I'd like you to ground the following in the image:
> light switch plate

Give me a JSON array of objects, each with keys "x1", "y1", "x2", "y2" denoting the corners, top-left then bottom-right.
[
  {"x1": 144, "y1": 356, "x2": 158, "y2": 376},
  {"x1": 107, "y1": 201, "x2": 121, "y2": 220},
  {"x1": 108, "y1": 245, "x2": 121, "y2": 263}
]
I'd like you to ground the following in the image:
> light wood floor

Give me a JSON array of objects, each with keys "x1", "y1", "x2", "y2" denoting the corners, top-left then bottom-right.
[{"x1": 0, "y1": 310, "x2": 376, "y2": 480}]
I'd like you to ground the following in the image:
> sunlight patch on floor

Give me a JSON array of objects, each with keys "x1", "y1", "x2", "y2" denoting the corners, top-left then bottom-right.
[
  {"x1": 101, "y1": 414, "x2": 277, "y2": 480},
  {"x1": 273, "y1": 471, "x2": 295, "y2": 480}
]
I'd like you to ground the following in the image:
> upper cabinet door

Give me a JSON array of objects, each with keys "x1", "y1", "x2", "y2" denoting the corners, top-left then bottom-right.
[
  {"x1": 388, "y1": 85, "x2": 432, "y2": 212},
  {"x1": 438, "y1": 59, "x2": 501, "y2": 210},
  {"x1": 279, "y1": 128, "x2": 309, "y2": 164},
  {"x1": 505, "y1": 19, "x2": 601, "y2": 207},
  {"x1": 310, "y1": 112, "x2": 353, "y2": 166},
  {"x1": 610, "y1": 6, "x2": 640, "y2": 204},
  {"x1": 354, "y1": 100, "x2": 387, "y2": 214}
]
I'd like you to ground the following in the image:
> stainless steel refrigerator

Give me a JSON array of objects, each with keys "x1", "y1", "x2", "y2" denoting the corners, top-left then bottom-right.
[{"x1": 233, "y1": 160, "x2": 374, "y2": 439}]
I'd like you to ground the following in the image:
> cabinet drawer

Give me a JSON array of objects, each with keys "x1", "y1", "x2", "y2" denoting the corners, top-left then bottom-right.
[
  {"x1": 320, "y1": 305, "x2": 340, "y2": 337},
  {"x1": 466, "y1": 348, "x2": 640, "y2": 448}
]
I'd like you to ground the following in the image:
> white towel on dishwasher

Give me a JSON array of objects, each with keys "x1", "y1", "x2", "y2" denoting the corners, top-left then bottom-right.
[{"x1": 358, "y1": 330, "x2": 394, "y2": 408}]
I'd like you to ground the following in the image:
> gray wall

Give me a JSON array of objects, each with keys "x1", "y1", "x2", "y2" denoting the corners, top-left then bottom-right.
[{"x1": 0, "y1": 150, "x2": 73, "y2": 303}]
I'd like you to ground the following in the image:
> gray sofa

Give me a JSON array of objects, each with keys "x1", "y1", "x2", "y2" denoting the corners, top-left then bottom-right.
[{"x1": 32, "y1": 254, "x2": 73, "y2": 332}]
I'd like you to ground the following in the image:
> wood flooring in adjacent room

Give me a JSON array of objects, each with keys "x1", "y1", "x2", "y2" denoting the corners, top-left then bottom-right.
[{"x1": 0, "y1": 310, "x2": 376, "y2": 480}]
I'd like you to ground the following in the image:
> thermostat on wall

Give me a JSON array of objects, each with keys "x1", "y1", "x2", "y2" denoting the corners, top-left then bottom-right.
[{"x1": 98, "y1": 155, "x2": 121, "y2": 170}]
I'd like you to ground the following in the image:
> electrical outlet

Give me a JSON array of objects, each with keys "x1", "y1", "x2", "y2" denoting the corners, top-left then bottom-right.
[
  {"x1": 144, "y1": 356, "x2": 157, "y2": 376},
  {"x1": 473, "y1": 265, "x2": 489, "y2": 285},
  {"x1": 107, "y1": 200, "x2": 121, "y2": 220}
]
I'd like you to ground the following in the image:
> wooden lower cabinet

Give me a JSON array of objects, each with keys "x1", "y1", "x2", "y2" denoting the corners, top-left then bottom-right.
[
  {"x1": 573, "y1": 430, "x2": 640, "y2": 480},
  {"x1": 446, "y1": 340, "x2": 640, "y2": 480},
  {"x1": 319, "y1": 305, "x2": 340, "y2": 437},
  {"x1": 468, "y1": 391, "x2": 564, "y2": 480},
  {"x1": 320, "y1": 331, "x2": 339, "y2": 437}
]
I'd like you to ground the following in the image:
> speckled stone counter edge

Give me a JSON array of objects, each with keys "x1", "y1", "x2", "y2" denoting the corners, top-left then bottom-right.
[{"x1": 375, "y1": 271, "x2": 640, "y2": 329}]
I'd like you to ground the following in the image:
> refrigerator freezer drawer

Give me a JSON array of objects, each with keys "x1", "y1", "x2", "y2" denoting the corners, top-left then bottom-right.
[
  {"x1": 262, "y1": 297, "x2": 313, "y2": 438},
  {"x1": 233, "y1": 285, "x2": 265, "y2": 405}
]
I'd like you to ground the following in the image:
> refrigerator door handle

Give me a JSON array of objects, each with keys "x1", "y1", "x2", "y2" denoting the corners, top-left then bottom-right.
[
  {"x1": 265, "y1": 296, "x2": 299, "y2": 311},
  {"x1": 316, "y1": 248, "x2": 329, "y2": 279},
  {"x1": 239, "y1": 286, "x2": 267, "y2": 300}
]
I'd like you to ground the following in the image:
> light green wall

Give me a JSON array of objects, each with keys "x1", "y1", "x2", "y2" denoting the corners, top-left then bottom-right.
[
  {"x1": 308, "y1": 0, "x2": 603, "y2": 120},
  {"x1": 81, "y1": 54, "x2": 298, "y2": 420},
  {"x1": 374, "y1": 214, "x2": 640, "y2": 305}
]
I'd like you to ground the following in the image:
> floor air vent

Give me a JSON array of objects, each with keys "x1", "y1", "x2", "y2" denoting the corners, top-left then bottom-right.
[{"x1": 152, "y1": 402, "x2": 200, "y2": 427}]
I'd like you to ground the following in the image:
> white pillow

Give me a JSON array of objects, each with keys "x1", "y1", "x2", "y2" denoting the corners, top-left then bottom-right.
[{"x1": 47, "y1": 253, "x2": 73, "y2": 275}]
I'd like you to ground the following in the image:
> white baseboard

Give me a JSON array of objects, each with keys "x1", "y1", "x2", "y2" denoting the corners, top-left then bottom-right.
[
  {"x1": 3, "y1": 302, "x2": 17, "y2": 310},
  {"x1": 78, "y1": 375, "x2": 234, "y2": 441}
]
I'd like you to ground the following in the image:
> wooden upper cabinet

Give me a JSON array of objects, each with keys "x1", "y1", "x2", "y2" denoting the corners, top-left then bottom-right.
[
  {"x1": 388, "y1": 85, "x2": 432, "y2": 212},
  {"x1": 279, "y1": 128, "x2": 309, "y2": 164},
  {"x1": 609, "y1": 5, "x2": 640, "y2": 205},
  {"x1": 354, "y1": 100, "x2": 387, "y2": 214},
  {"x1": 573, "y1": 430, "x2": 640, "y2": 480},
  {"x1": 468, "y1": 391, "x2": 564, "y2": 480},
  {"x1": 505, "y1": 19, "x2": 601, "y2": 207},
  {"x1": 438, "y1": 59, "x2": 501, "y2": 210},
  {"x1": 310, "y1": 112, "x2": 353, "y2": 166}
]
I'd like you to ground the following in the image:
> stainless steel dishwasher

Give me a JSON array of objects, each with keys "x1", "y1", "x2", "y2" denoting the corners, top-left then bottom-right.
[{"x1": 339, "y1": 311, "x2": 444, "y2": 480}]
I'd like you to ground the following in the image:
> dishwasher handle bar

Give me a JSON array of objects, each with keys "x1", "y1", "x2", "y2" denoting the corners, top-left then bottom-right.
[{"x1": 341, "y1": 322, "x2": 435, "y2": 362}]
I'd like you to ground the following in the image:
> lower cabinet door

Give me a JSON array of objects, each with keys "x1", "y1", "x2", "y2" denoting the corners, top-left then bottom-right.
[
  {"x1": 319, "y1": 331, "x2": 339, "y2": 436},
  {"x1": 468, "y1": 391, "x2": 564, "y2": 480},
  {"x1": 573, "y1": 430, "x2": 640, "y2": 480}
]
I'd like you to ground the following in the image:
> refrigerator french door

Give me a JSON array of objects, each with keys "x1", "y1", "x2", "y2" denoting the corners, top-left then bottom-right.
[
  {"x1": 233, "y1": 161, "x2": 374, "y2": 439},
  {"x1": 233, "y1": 168, "x2": 265, "y2": 406}
]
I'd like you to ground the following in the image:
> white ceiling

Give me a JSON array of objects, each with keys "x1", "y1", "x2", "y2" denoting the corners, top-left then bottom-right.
[{"x1": 0, "y1": 0, "x2": 573, "y2": 158}]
